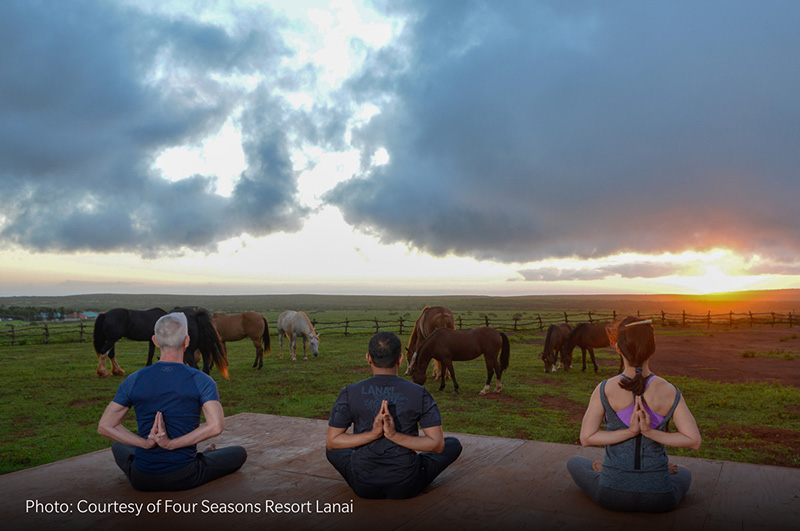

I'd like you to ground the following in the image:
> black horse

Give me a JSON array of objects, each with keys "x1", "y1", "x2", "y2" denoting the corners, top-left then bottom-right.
[
  {"x1": 93, "y1": 308, "x2": 167, "y2": 377},
  {"x1": 171, "y1": 306, "x2": 229, "y2": 379},
  {"x1": 562, "y1": 322, "x2": 614, "y2": 373}
]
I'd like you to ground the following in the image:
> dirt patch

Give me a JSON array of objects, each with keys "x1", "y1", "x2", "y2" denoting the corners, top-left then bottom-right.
[
  {"x1": 707, "y1": 423, "x2": 800, "y2": 467},
  {"x1": 539, "y1": 393, "x2": 585, "y2": 423},
  {"x1": 586, "y1": 328, "x2": 800, "y2": 387}
]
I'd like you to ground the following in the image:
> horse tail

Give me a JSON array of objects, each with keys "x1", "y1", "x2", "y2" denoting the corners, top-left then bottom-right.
[
  {"x1": 197, "y1": 309, "x2": 229, "y2": 379},
  {"x1": 262, "y1": 317, "x2": 271, "y2": 355},
  {"x1": 500, "y1": 332, "x2": 510, "y2": 372},
  {"x1": 93, "y1": 313, "x2": 106, "y2": 355}
]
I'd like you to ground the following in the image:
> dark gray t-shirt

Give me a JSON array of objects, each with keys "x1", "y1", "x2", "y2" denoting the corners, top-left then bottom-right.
[{"x1": 328, "y1": 374, "x2": 442, "y2": 486}]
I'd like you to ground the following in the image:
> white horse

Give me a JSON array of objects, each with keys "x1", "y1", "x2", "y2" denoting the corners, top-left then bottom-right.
[{"x1": 277, "y1": 310, "x2": 320, "y2": 361}]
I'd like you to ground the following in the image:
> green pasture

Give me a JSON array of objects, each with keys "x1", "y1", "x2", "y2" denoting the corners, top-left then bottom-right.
[{"x1": 1, "y1": 328, "x2": 799, "y2": 475}]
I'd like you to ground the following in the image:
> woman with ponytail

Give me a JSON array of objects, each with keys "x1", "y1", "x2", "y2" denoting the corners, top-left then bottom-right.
[{"x1": 567, "y1": 316, "x2": 702, "y2": 512}]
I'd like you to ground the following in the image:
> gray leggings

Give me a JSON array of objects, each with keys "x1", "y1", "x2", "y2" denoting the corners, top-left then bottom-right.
[{"x1": 567, "y1": 456, "x2": 691, "y2": 513}]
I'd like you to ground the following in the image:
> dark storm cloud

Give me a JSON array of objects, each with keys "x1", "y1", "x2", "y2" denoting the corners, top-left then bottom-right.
[
  {"x1": 326, "y1": 0, "x2": 800, "y2": 267},
  {"x1": 0, "y1": 0, "x2": 312, "y2": 255}
]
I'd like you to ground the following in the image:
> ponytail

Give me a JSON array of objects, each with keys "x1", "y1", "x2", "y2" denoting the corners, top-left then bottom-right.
[{"x1": 616, "y1": 317, "x2": 655, "y2": 395}]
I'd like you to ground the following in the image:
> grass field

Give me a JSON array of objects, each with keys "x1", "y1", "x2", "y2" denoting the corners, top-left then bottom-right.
[{"x1": 2, "y1": 322, "x2": 799, "y2": 475}]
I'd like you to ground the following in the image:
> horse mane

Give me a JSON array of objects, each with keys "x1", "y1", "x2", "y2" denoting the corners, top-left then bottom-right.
[
  {"x1": 543, "y1": 324, "x2": 557, "y2": 350},
  {"x1": 299, "y1": 311, "x2": 318, "y2": 336},
  {"x1": 406, "y1": 306, "x2": 431, "y2": 351},
  {"x1": 415, "y1": 326, "x2": 445, "y2": 365}
]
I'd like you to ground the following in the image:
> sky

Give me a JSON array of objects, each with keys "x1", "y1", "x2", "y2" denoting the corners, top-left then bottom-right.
[{"x1": 1, "y1": 0, "x2": 799, "y2": 297}]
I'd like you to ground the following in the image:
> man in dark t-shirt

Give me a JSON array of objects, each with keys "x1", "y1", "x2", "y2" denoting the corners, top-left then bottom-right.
[
  {"x1": 98, "y1": 312, "x2": 246, "y2": 491},
  {"x1": 326, "y1": 331, "x2": 462, "y2": 499}
]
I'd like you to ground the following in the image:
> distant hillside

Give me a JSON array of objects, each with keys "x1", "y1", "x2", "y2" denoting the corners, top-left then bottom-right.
[{"x1": 1, "y1": 289, "x2": 798, "y2": 314}]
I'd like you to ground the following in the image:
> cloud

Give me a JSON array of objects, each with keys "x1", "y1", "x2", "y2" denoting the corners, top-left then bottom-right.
[
  {"x1": 326, "y1": 1, "x2": 800, "y2": 265},
  {"x1": 0, "y1": 0, "x2": 314, "y2": 255}
]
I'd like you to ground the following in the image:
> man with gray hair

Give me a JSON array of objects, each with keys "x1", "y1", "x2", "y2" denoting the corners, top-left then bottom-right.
[{"x1": 98, "y1": 312, "x2": 246, "y2": 491}]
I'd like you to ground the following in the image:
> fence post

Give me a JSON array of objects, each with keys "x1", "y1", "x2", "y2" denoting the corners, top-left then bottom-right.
[
  {"x1": 513, "y1": 316, "x2": 519, "y2": 331},
  {"x1": 564, "y1": 312, "x2": 569, "y2": 325},
  {"x1": 772, "y1": 312, "x2": 776, "y2": 328},
  {"x1": 458, "y1": 316, "x2": 463, "y2": 330},
  {"x1": 374, "y1": 317, "x2": 380, "y2": 333},
  {"x1": 707, "y1": 311, "x2": 711, "y2": 329},
  {"x1": 661, "y1": 311, "x2": 666, "y2": 327},
  {"x1": 344, "y1": 318, "x2": 349, "y2": 336},
  {"x1": 730, "y1": 311, "x2": 733, "y2": 327},
  {"x1": 588, "y1": 311, "x2": 593, "y2": 324},
  {"x1": 10, "y1": 325, "x2": 14, "y2": 346},
  {"x1": 613, "y1": 310, "x2": 617, "y2": 322},
  {"x1": 44, "y1": 324, "x2": 50, "y2": 344},
  {"x1": 682, "y1": 310, "x2": 686, "y2": 327},
  {"x1": 789, "y1": 312, "x2": 793, "y2": 328},
  {"x1": 398, "y1": 316, "x2": 404, "y2": 335},
  {"x1": 537, "y1": 314, "x2": 543, "y2": 331}
]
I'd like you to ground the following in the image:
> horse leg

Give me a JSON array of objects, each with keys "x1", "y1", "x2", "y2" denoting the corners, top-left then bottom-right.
[
  {"x1": 437, "y1": 359, "x2": 447, "y2": 392},
  {"x1": 447, "y1": 361, "x2": 459, "y2": 394},
  {"x1": 254, "y1": 346, "x2": 264, "y2": 370},
  {"x1": 581, "y1": 347, "x2": 588, "y2": 372},
  {"x1": 290, "y1": 334, "x2": 297, "y2": 362},
  {"x1": 279, "y1": 332, "x2": 284, "y2": 359},
  {"x1": 110, "y1": 346, "x2": 125, "y2": 376},
  {"x1": 493, "y1": 353, "x2": 503, "y2": 394},
  {"x1": 589, "y1": 348, "x2": 598, "y2": 373},
  {"x1": 480, "y1": 355, "x2": 493, "y2": 395},
  {"x1": 302, "y1": 336, "x2": 308, "y2": 361},
  {"x1": 96, "y1": 341, "x2": 116, "y2": 378}
]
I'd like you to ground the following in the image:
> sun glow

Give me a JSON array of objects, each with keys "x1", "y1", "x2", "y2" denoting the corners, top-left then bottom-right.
[{"x1": 660, "y1": 265, "x2": 761, "y2": 295}]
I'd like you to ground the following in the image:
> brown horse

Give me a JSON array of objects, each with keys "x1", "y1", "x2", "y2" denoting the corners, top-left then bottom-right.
[
  {"x1": 541, "y1": 323, "x2": 571, "y2": 373},
  {"x1": 404, "y1": 305, "x2": 455, "y2": 381},
  {"x1": 562, "y1": 322, "x2": 620, "y2": 373},
  {"x1": 410, "y1": 327, "x2": 510, "y2": 395},
  {"x1": 213, "y1": 312, "x2": 271, "y2": 370}
]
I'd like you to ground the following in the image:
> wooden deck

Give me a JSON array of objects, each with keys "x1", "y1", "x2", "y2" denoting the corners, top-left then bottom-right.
[{"x1": 1, "y1": 413, "x2": 798, "y2": 530}]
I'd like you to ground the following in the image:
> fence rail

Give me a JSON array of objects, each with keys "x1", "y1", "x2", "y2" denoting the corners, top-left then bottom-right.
[{"x1": 3, "y1": 309, "x2": 795, "y2": 347}]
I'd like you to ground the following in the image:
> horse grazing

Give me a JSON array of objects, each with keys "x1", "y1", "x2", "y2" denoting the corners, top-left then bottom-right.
[
  {"x1": 214, "y1": 312, "x2": 271, "y2": 370},
  {"x1": 404, "y1": 305, "x2": 456, "y2": 381},
  {"x1": 562, "y1": 322, "x2": 615, "y2": 373},
  {"x1": 541, "y1": 323, "x2": 572, "y2": 373},
  {"x1": 410, "y1": 327, "x2": 510, "y2": 395},
  {"x1": 93, "y1": 308, "x2": 167, "y2": 377},
  {"x1": 171, "y1": 306, "x2": 229, "y2": 379},
  {"x1": 277, "y1": 310, "x2": 320, "y2": 361}
]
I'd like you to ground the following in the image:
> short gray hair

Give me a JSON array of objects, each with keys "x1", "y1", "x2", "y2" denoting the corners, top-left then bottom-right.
[{"x1": 154, "y1": 312, "x2": 188, "y2": 349}]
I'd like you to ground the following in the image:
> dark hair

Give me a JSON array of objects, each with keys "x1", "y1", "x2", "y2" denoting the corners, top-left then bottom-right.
[
  {"x1": 368, "y1": 331, "x2": 402, "y2": 368},
  {"x1": 616, "y1": 316, "x2": 656, "y2": 396}
]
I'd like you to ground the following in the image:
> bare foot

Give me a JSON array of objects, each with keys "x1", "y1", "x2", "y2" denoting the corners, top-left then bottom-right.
[
  {"x1": 669, "y1": 463, "x2": 678, "y2": 474},
  {"x1": 204, "y1": 443, "x2": 217, "y2": 452},
  {"x1": 592, "y1": 461, "x2": 603, "y2": 472}
]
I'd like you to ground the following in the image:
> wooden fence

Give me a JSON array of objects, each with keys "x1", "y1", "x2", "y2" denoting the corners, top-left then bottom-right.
[{"x1": 1, "y1": 310, "x2": 797, "y2": 347}]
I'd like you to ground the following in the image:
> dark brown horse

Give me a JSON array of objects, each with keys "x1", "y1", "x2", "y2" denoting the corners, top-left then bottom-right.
[
  {"x1": 410, "y1": 327, "x2": 510, "y2": 395},
  {"x1": 404, "y1": 305, "x2": 456, "y2": 381},
  {"x1": 214, "y1": 312, "x2": 271, "y2": 370},
  {"x1": 562, "y1": 322, "x2": 619, "y2": 373},
  {"x1": 171, "y1": 306, "x2": 229, "y2": 379},
  {"x1": 541, "y1": 323, "x2": 572, "y2": 373},
  {"x1": 93, "y1": 307, "x2": 167, "y2": 377}
]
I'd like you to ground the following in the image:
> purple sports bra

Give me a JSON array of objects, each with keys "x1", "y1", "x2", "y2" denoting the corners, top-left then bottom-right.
[{"x1": 610, "y1": 375, "x2": 665, "y2": 429}]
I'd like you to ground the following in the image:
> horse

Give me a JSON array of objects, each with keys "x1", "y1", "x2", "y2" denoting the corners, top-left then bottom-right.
[
  {"x1": 562, "y1": 322, "x2": 617, "y2": 373},
  {"x1": 404, "y1": 305, "x2": 455, "y2": 381},
  {"x1": 171, "y1": 306, "x2": 229, "y2": 378},
  {"x1": 93, "y1": 308, "x2": 167, "y2": 377},
  {"x1": 541, "y1": 323, "x2": 572, "y2": 373},
  {"x1": 214, "y1": 312, "x2": 271, "y2": 369},
  {"x1": 277, "y1": 310, "x2": 320, "y2": 361},
  {"x1": 410, "y1": 327, "x2": 510, "y2": 395}
]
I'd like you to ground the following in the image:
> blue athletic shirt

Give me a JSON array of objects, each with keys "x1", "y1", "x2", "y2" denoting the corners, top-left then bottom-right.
[
  {"x1": 113, "y1": 362, "x2": 219, "y2": 474},
  {"x1": 328, "y1": 374, "x2": 442, "y2": 486}
]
